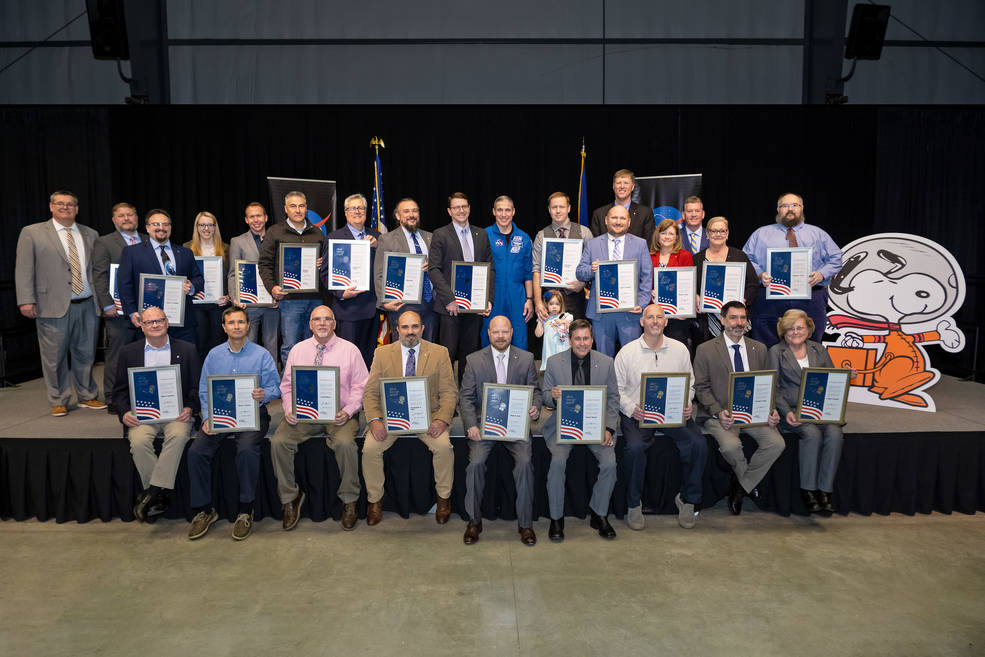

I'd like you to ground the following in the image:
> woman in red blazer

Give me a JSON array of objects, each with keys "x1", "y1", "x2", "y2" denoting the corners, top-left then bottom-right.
[{"x1": 649, "y1": 218, "x2": 694, "y2": 269}]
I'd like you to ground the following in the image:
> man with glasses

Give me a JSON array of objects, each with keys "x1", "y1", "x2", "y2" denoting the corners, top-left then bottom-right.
[
  {"x1": 118, "y1": 208, "x2": 204, "y2": 344},
  {"x1": 228, "y1": 202, "x2": 279, "y2": 365},
  {"x1": 16, "y1": 191, "x2": 106, "y2": 416},
  {"x1": 112, "y1": 306, "x2": 201, "y2": 523},
  {"x1": 742, "y1": 193, "x2": 843, "y2": 347},
  {"x1": 322, "y1": 193, "x2": 381, "y2": 368}
]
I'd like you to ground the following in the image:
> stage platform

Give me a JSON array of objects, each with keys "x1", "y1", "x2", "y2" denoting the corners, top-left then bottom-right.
[{"x1": 2, "y1": 368, "x2": 983, "y2": 523}]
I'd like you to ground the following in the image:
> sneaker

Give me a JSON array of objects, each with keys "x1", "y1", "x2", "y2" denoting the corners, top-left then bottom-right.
[
  {"x1": 78, "y1": 399, "x2": 107, "y2": 410},
  {"x1": 232, "y1": 512, "x2": 253, "y2": 541},
  {"x1": 675, "y1": 493, "x2": 698, "y2": 529},
  {"x1": 188, "y1": 509, "x2": 218, "y2": 540},
  {"x1": 626, "y1": 504, "x2": 645, "y2": 530},
  {"x1": 50, "y1": 405, "x2": 68, "y2": 417}
]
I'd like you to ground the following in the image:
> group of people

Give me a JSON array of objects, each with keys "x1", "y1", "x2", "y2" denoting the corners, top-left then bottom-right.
[{"x1": 14, "y1": 171, "x2": 848, "y2": 541}]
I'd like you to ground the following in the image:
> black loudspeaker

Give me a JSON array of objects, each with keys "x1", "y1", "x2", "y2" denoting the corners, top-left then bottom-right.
[
  {"x1": 86, "y1": 0, "x2": 130, "y2": 60},
  {"x1": 845, "y1": 3, "x2": 890, "y2": 60}
]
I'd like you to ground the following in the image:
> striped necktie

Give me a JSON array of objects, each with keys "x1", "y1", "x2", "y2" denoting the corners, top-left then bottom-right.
[{"x1": 65, "y1": 228, "x2": 83, "y2": 295}]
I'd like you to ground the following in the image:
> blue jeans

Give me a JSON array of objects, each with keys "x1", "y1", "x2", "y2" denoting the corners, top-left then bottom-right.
[
  {"x1": 621, "y1": 415, "x2": 707, "y2": 507},
  {"x1": 278, "y1": 298, "x2": 320, "y2": 365},
  {"x1": 188, "y1": 408, "x2": 270, "y2": 509}
]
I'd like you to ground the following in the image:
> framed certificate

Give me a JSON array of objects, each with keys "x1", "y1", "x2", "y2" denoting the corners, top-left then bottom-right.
[
  {"x1": 480, "y1": 384, "x2": 534, "y2": 442},
  {"x1": 291, "y1": 366, "x2": 340, "y2": 424},
  {"x1": 128, "y1": 365, "x2": 182, "y2": 425},
  {"x1": 796, "y1": 367, "x2": 851, "y2": 424},
  {"x1": 382, "y1": 252, "x2": 425, "y2": 305},
  {"x1": 234, "y1": 261, "x2": 274, "y2": 307},
  {"x1": 327, "y1": 240, "x2": 371, "y2": 291},
  {"x1": 207, "y1": 374, "x2": 260, "y2": 434},
  {"x1": 595, "y1": 259, "x2": 638, "y2": 313},
  {"x1": 653, "y1": 266, "x2": 696, "y2": 318},
  {"x1": 380, "y1": 376, "x2": 431, "y2": 435},
  {"x1": 451, "y1": 261, "x2": 490, "y2": 314},
  {"x1": 138, "y1": 273, "x2": 186, "y2": 327},
  {"x1": 278, "y1": 243, "x2": 319, "y2": 293},
  {"x1": 109, "y1": 263, "x2": 123, "y2": 316},
  {"x1": 727, "y1": 370, "x2": 777, "y2": 428},
  {"x1": 700, "y1": 261, "x2": 747, "y2": 313},
  {"x1": 192, "y1": 256, "x2": 224, "y2": 304},
  {"x1": 639, "y1": 372, "x2": 691, "y2": 428},
  {"x1": 556, "y1": 385, "x2": 606, "y2": 444},
  {"x1": 540, "y1": 238, "x2": 582, "y2": 288},
  {"x1": 766, "y1": 247, "x2": 813, "y2": 300}
]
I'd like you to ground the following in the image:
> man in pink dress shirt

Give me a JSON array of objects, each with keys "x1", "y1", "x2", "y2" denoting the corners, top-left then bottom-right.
[{"x1": 270, "y1": 305, "x2": 369, "y2": 531}]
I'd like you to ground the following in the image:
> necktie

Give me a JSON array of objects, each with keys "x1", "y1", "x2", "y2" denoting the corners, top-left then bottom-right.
[
  {"x1": 732, "y1": 344, "x2": 744, "y2": 372},
  {"x1": 496, "y1": 353, "x2": 507, "y2": 384},
  {"x1": 160, "y1": 245, "x2": 175, "y2": 275},
  {"x1": 557, "y1": 226, "x2": 566, "y2": 239},
  {"x1": 405, "y1": 347, "x2": 416, "y2": 377},
  {"x1": 574, "y1": 357, "x2": 586, "y2": 385},
  {"x1": 411, "y1": 233, "x2": 433, "y2": 302},
  {"x1": 708, "y1": 314, "x2": 723, "y2": 337},
  {"x1": 786, "y1": 227, "x2": 799, "y2": 248},
  {"x1": 689, "y1": 232, "x2": 698, "y2": 252},
  {"x1": 315, "y1": 343, "x2": 325, "y2": 366},
  {"x1": 461, "y1": 228, "x2": 473, "y2": 261},
  {"x1": 612, "y1": 238, "x2": 621, "y2": 260},
  {"x1": 357, "y1": 231, "x2": 365, "y2": 240},
  {"x1": 65, "y1": 229, "x2": 83, "y2": 295}
]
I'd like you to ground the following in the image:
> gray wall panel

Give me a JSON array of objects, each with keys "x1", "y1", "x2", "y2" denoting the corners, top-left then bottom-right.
[
  {"x1": 0, "y1": 47, "x2": 129, "y2": 103},
  {"x1": 605, "y1": 0, "x2": 804, "y2": 38},
  {"x1": 853, "y1": 0, "x2": 985, "y2": 42},
  {"x1": 845, "y1": 47, "x2": 985, "y2": 104},
  {"x1": 0, "y1": 1, "x2": 90, "y2": 41}
]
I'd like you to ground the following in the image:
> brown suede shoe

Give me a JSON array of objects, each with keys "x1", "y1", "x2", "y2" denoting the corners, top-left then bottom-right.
[
  {"x1": 282, "y1": 491, "x2": 305, "y2": 531},
  {"x1": 341, "y1": 502, "x2": 357, "y2": 531},
  {"x1": 366, "y1": 500, "x2": 383, "y2": 526},
  {"x1": 463, "y1": 521, "x2": 482, "y2": 545},
  {"x1": 519, "y1": 526, "x2": 537, "y2": 546},
  {"x1": 435, "y1": 496, "x2": 451, "y2": 524}
]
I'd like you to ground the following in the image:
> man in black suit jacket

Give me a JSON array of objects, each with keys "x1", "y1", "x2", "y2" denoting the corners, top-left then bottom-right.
[
  {"x1": 320, "y1": 193, "x2": 381, "y2": 368},
  {"x1": 92, "y1": 202, "x2": 148, "y2": 412},
  {"x1": 428, "y1": 192, "x2": 494, "y2": 384},
  {"x1": 112, "y1": 306, "x2": 201, "y2": 523},
  {"x1": 589, "y1": 169, "x2": 655, "y2": 245}
]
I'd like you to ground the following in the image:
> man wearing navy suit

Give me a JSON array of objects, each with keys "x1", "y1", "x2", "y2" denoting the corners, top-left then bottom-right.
[
  {"x1": 589, "y1": 169, "x2": 656, "y2": 244},
  {"x1": 681, "y1": 195, "x2": 710, "y2": 256},
  {"x1": 118, "y1": 208, "x2": 204, "y2": 344},
  {"x1": 575, "y1": 205, "x2": 653, "y2": 357},
  {"x1": 321, "y1": 193, "x2": 381, "y2": 369}
]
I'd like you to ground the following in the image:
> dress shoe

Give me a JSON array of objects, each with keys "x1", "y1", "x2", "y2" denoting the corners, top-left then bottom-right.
[
  {"x1": 548, "y1": 518, "x2": 565, "y2": 542},
  {"x1": 589, "y1": 512, "x2": 617, "y2": 539},
  {"x1": 817, "y1": 490, "x2": 834, "y2": 514},
  {"x1": 728, "y1": 476, "x2": 744, "y2": 515},
  {"x1": 282, "y1": 490, "x2": 305, "y2": 531},
  {"x1": 341, "y1": 502, "x2": 358, "y2": 530},
  {"x1": 188, "y1": 509, "x2": 218, "y2": 540},
  {"x1": 435, "y1": 496, "x2": 451, "y2": 524},
  {"x1": 78, "y1": 399, "x2": 107, "y2": 410},
  {"x1": 519, "y1": 526, "x2": 536, "y2": 546},
  {"x1": 626, "y1": 504, "x2": 645, "y2": 531},
  {"x1": 801, "y1": 489, "x2": 822, "y2": 514},
  {"x1": 133, "y1": 489, "x2": 153, "y2": 522},
  {"x1": 146, "y1": 494, "x2": 169, "y2": 519},
  {"x1": 232, "y1": 511, "x2": 253, "y2": 540},
  {"x1": 366, "y1": 500, "x2": 383, "y2": 526},
  {"x1": 675, "y1": 493, "x2": 698, "y2": 529},
  {"x1": 463, "y1": 521, "x2": 482, "y2": 545}
]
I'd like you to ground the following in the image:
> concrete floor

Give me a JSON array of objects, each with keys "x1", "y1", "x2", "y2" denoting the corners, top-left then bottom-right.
[{"x1": 2, "y1": 507, "x2": 983, "y2": 657}]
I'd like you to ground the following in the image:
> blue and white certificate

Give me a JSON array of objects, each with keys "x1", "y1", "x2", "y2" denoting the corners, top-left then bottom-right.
[
  {"x1": 595, "y1": 260, "x2": 638, "y2": 313},
  {"x1": 639, "y1": 373, "x2": 691, "y2": 428},
  {"x1": 327, "y1": 240, "x2": 371, "y2": 291},
  {"x1": 207, "y1": 374, "x2": 259, "y2": 434},
  {"x1": 766, "y1": 247, "x2": 812, "y2": 300},
  {"x1": 653, "y1": 267, "x2": 696, "y2": 318},
  {"x1": 452, "y1": 261, "x2": 490, "y2": 313},
  {"x1": 235, "y1": 261, "x2": 273, "y2": 307},
  {"x1": 278, "y1": 243, "x2": 318, "y2": 293},
  {"x1": 480, "y1": 384, "x2": 534, "y2": 442},
  {"x1": 727, "y1": 371, "x2": 776, "y2": 428},
  {"x1": 797, "y1": 368, "x2": 851, "y2": 424},
  {"x1": 192, "y1": 256, "x2": 224, "y2": 304},
  {"x1": 382, "y1": 252, "x2": 425, "y2": 304},
  {"x1": 540, "y1": 238, "x2": 582, "y2": 288},
  {"x1": 138, "y1": 273, "x2": 186, "y2": 326},
  {"x1": 557, "y1": 386, "x2": 606, "y2": 444},
  {"x1": 700, "y1": 261, "x2": 746, "y2": 313},
  {"x1": 109, "y1": 263, "x2": 123, "y2": 315},
  {"x1": 381, "y1": 377, "x2": 431, "y2": 435},
  {"x1": 128, "y1": 365, "x2": 182, "y2": 425},
  {"x1": 291, "y1": 366, "x2": 340, "y2": 424}
]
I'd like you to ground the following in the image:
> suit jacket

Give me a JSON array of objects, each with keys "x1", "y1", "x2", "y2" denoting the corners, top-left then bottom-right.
[
  {"x1": 575, "y1": 232, "x2": 653, "y2": 320},
  {"x1": 459, "y1": 345, "x2": 541, "y2": 432},
  {"x1": 112, "y1": 337, "x2": 202, "y2": 420},
  {"x1": 590, "y1": 202, "x2": 655, "y2": 245},
  {"x1": 321, "y1": 224, "x2": 381, "y2": 321},
  {"x1": 693, "y1": 334, "x2": 772, "y2": 423},
  {"x1": 15, "y1": 220, "x2": 99, "y2": 318},
  {"x1": 541, "y1": 349, "x2": 620, "y2": 441},
  {"x1": 373, "y1": 227, "x2": 433, "y2": 309},
  {"x1": 768, "y1": 340, "x2": 835, "y2": 418},
  {"x1": 117, "y1": 240, "x2": 205, "y2": 319},
  {"x1": 693, "y1": 246, "x2": 760, "y2": 314},
  {"x1": 428, "y1": 222, "x2": 495, "y2": 315},
  {"x1": 681, "y1": 226, "x2": 710, "y2": 256},
  {"x1": 92, "y1": 231, "x2": 149, "y2": 311},
  {"x1": 363, "y1": 339, "x2": 457, "y2": 426},
  {"x1": 227, "y1": 230, "x2": 264, "y2": 291}
]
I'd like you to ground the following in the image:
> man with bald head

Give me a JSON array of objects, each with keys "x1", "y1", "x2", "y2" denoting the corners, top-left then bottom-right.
[
  {"x1": 271, "y1": 305, "x2": 369, "y2": 532},
  {"x1": 361, "y1": 310, "x2": 458, "y2": 526},
  {"x1": 459, "y1": 315, "x2": 541, "y2": 546}
]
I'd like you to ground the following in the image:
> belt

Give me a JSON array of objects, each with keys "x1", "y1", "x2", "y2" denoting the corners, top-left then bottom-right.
[{"x1": 70, "y1": 296, "x2": 93, "y2": 304}]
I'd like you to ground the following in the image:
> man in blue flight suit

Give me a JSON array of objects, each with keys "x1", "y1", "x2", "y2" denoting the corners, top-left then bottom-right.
[{"x1": 483, "y1": 195, "x2": 534, "y2": 350}]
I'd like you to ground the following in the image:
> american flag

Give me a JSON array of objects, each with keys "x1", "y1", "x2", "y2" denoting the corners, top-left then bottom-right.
[
  {"x1": 132, "y1": 370, "x2": 161, "y2": 421},
  {"x1": 559, "y1": 390, "x2": 585, "y2": 441},
  {"x1": 210, "y1": 379, "x2": 239, "y2": 429},
  {"x1": 282, "y1": 247, "x2": 303, "y2": 290},
  {"x1": 294, "y1": 369, "x2": 321, "y2": 420},
  {"x1": 656, "y1": 270, "x2": 678, "y2": 315},
  {"x1": 642, "y1": 377, "x2": 667, "y2": 425},
  {"x1": 598, "y1": 264, "x2": 621, "y2": 309},
  {"x1": 542, "y1": 241, "x2": 565, "y2": 286},
  {"x1": 731, "y1": 376, "x2": 755, "y2": 424},
  {"x1": 331, "y1": 242, "x2": 353, "y2": 288},
  {"x1": 799, "y1": 371, "x2": 828, "y2": 421},
  {"x1": 238, "y1": 263, "x2": 260, "y2": 304},
  {"x1": 454, "y1": 265, "x2": 473, "y2": 310},
  {"x1": 384, "y1": 256, "x2": 405, "y2": 300},
  {"x1": 769, "y1": 251, "x2": 792, "y2": 296},
  {"x1": 384, "y1": 381, "x2": 412, "y2": 431},
  {"x1": 483, "y1": 388, "x2": 510, "y2": 437},
  {"x1": 702, "y1": 264, "x2": 726, "y2": 311}
]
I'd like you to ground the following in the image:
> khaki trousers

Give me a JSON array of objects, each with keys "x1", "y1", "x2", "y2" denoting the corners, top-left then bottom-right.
[
  {"x1": 128, "y1": 420, "x2": 193, "y2": 490},
  {"x1": 361, "y1": 430, "x2": 453, "y2": 503},
  {"x1": 270, "y1": 417, "x2": 360, "y2": 504}
]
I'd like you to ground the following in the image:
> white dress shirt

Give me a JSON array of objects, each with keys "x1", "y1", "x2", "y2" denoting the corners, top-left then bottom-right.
[{"x1": 722, "y1": 334, "x2": 750, "y2": 373}]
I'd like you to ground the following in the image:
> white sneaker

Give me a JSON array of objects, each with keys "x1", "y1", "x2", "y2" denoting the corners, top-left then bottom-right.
[
  {"x1": 626, "y1": 504, "x2": 645, "y2": 530},
  {"x1": 675, "y1": 493, "x2": 698, "y2": 529}
]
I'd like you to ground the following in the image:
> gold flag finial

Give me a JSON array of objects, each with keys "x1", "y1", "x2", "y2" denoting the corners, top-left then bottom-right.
[
  {"x1": 581, "y1": 136, "x2": 586, "y2": 157},
  {"x1": 370, "y1": 136, "x2": 385, "y2": 150}
]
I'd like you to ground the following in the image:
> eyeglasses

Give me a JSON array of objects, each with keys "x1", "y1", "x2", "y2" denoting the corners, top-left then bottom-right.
[
  {"x1": 779, "y1": 203, "x2": 802, "y2": 210},
  {"x1": 707, "y1": 229, "x2": 728, "y2": 235},
  {"x1": 141, "y1": 318, "x2": 166, "y2": 326},
  {"x1": 52, "y1": 201, "x2": 78, "y2": 208},
  {"x1": 148, "y1": 222, "x2": 171, "y2": 228},
  {"x1": 449, "y1": 204, "x2": 469, "y2": 212},
  {"x1": 345, "y1": 207, "x2": 366, "y2": 214},
  {"x1": 197, "y1": 224, "x2": 215, "y2": 228}
]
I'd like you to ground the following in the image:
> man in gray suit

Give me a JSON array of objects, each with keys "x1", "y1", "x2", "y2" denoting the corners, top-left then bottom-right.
[
  {"x1": 15, "y1": 190, "x2": 106, "y2": 416},
  {"x1": 228, "y1": 202, "x2": 279, "y2": 365},
  {"x1": 459, "y1": 315, "x2": 541, "y2": 546},
  {"x1": 541, "y1": 319, "x2": 621, "y2": 541},
  {"x1": 92, "y1": 202, "x2": 147, "y2": 413},
  {"x1": 693, "y1": 300, "x2": 784, "y2": 515}
]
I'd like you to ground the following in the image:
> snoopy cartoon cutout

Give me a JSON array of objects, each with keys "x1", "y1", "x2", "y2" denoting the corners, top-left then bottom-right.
[{"x1": 823, "y1": 233, "x2": 965, "y2": 412}]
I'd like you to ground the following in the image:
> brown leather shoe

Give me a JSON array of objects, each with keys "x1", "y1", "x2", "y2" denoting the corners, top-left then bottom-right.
[
  {"x1": 50, "y1": 405, "x2": 68, "y2": 417},
  {"x1": 282, "y1": 491, "x2": 305, "y2": 531},
  {"x1": 435, "y1": 496, "x2": 451, "y2": 524},
  {"x1": 341, "y1": 502, "x2": 357, "y2": 531},
  {"x1": 463, "y1": 521, "x2": 482, "y2": 545},
  {"x1": 519, "y1": 526, "x2": 537, "y2": 546},
  {"x1": 366, "y1": 500, "x2": 383, "y2": 526}
]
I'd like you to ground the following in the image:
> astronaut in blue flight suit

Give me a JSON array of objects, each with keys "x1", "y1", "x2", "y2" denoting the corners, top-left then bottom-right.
[{"x1": 482, "y1": 195, "x2": 534, "y2": 350}]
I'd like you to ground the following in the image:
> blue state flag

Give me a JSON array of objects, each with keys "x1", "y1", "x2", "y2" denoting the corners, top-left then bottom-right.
[
  {"x1": 642, "y1": 377, "x2": 668, "y2": 425},
  {"x1": 731, "y1": 376, "x2": 755, "y2": 424},
  {"x1": 542, "y1": 241, "x2": 566, "y2": 286},
  {"x1": 483, "y1": 387, "x2": 511, "y2": 438},
  {"x1": 702, "y1": 264, "x2": 726, "y2": 311},
  {"x1": 769, "y1": 251, "x2": 793, "y2": 295},
  {"x1": 384, "y1": 381, "x2": 411, "y2": 431},
  {"x1": 577, "y1": 144, "x2": 588, "y2": 226},
  {"x1": 132, "y1": 370, "x2": 162, "y2": 421},
  {"x1": 294, "y1": 369, "x2": 320, "y2": 420},
  {"x1": 559, "y1": 390, "x2": 585, "y2": 441},
  {"x1": 371, "y1": 149, "x2": 385, "y2": 231},
  {"x1": 210, "y1": 379, "x2": 239, "y2": 429},
  {"x1": 454, "y1": 265, "x2": 474, "y2": 310},
  {"x1": 331, "y1": 242, "x2": 353, "y2": 288},
  {"x1": 597, "y1": 263, "x2": 621, "y2": 309},
  {"x1": 238, "y1": 263, "x2": 261, "y2": 304},
  {"x1": 800, "y1": 371, "x2": 829, "y2": 421},
  {"x1": 656, "y1": 270, "x2": 679, "y2": 315}
]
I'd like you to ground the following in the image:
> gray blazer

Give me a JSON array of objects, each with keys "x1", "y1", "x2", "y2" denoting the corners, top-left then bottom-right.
[
  {"x1": 541, "y1": 349, "x2": 620, "y2": 440},
  {"x1": 693, "y1": 335, "x2": 772, "y2": 423},
  {"x1": 227, "y1": 230, "x2": 263, "y2": 290},
  {"x1": 373, "y1": 227, "x2": 433, "y2": 309},
  {"x1": 15, "y1": 220, "x2": 99, "y2": 317},
  {"x1": 92, "y1": 231, "x2": 148, "y2": 311},
  {"x1": 459, "y1": 345, "x2": 541, "y2": 432},
  {"x1": 768, "y1": 340, "x2": 834, "y2": 418}
]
